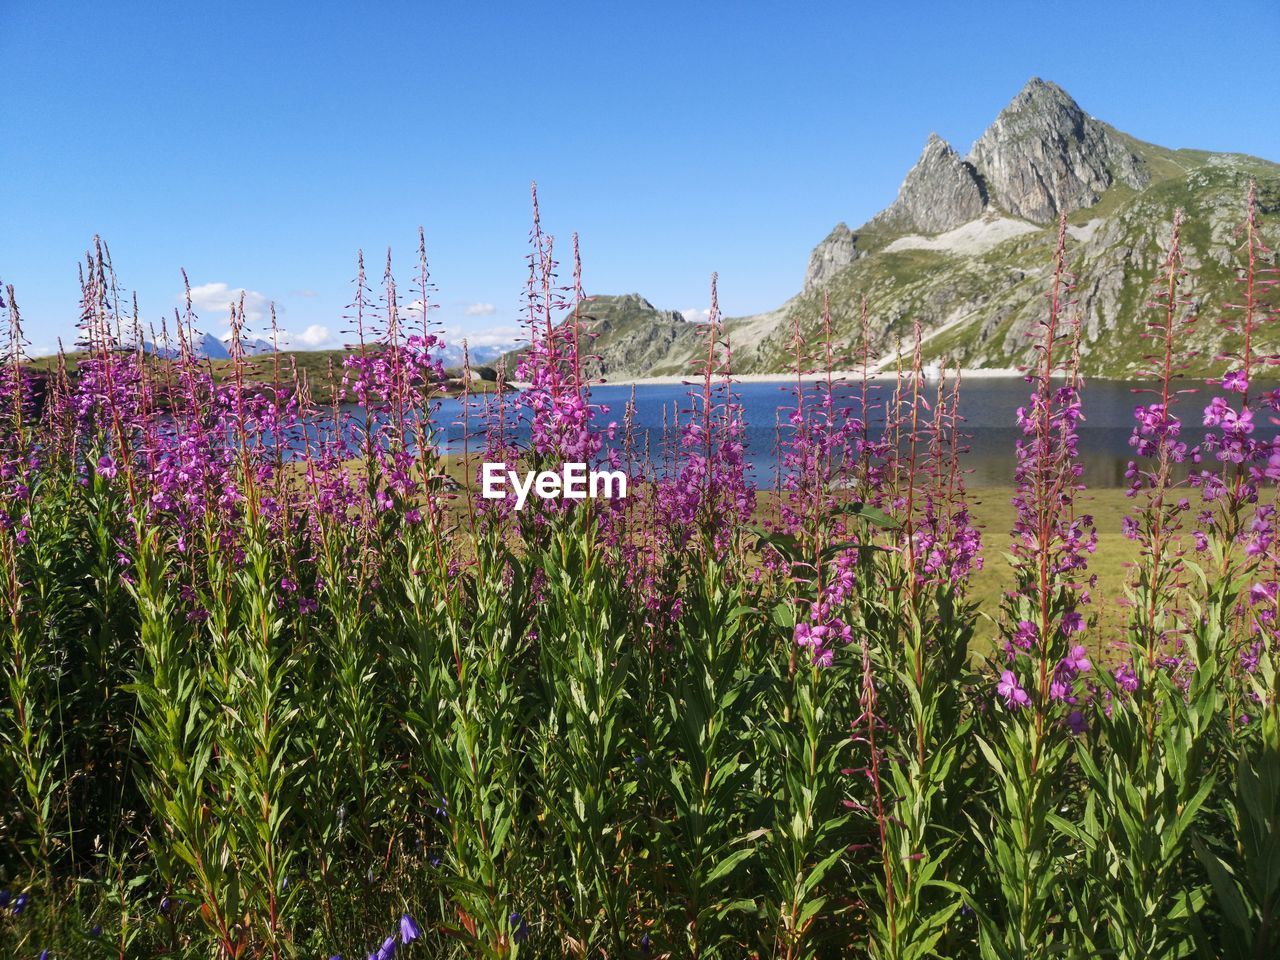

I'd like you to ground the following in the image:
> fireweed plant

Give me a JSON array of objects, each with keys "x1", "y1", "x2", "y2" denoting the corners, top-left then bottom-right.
[{"x1": 1, "y1": 186, "x2": 1279, "y2": 960}]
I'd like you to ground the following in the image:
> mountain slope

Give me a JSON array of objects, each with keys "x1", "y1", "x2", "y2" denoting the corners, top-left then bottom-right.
[
  {"x1": 553, "y1": 78, "x2": 1280, "y2": 379},
  {"x1": 501, "y1": 293, "x2": 707, "y2": 380}
]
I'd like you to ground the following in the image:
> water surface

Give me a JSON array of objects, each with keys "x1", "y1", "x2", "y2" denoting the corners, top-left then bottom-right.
[{"x1": 420, "y1": 378, "x2": 1278, "y2": 488}]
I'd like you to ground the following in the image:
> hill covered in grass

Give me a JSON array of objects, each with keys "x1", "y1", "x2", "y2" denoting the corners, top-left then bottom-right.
[{"x1": 21, "y1": 347, "x2": 502, "y2": 405}]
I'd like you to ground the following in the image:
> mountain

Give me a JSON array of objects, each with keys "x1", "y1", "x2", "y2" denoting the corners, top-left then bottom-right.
[
  {"x1": 965, "y1": 79, "x2": 1149, "y2": 223},
  {"x1": 500, "y1": 293, "x2": 708, "y2": 380},
  {"x1": 220, "y1": 331, "x2": 275, "y2": 356},
  {"x1": 869, "y1": 132, "x2": 988, "y2": 234},
  {"x1": 133, "y1": 331, "x2": 231, "y2": 360},
  {"x1": 552, "y1": 78, "x2": 1280, "y2": 379},
  {"x1": 435, "y1": 341, "x2": 512, "y2": 370}
]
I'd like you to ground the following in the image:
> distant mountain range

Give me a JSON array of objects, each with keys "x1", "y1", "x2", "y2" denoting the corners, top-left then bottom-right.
[
  {"x1": 503, "y1": 78, "x2": 1279, "y2": 379},
  {"x1": 134, "y1": 332, "x2": 512, "y2": 368},
  {"x1": 435, "y1": 341, "x2": 510, "y2": 369}
]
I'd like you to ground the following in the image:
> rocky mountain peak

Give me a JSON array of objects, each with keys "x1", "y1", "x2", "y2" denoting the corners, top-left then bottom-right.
[
  {"x1": 803, "y1": 222, "x2": 860, "y2": 290},
  {"x1": 871, "y1": 133, "x2": 987, "y2": 235},
  {"x1": 582, "y1": 293, "x2": 687, "y2": 325},
  {"x1": 966, "y1": 77, "x2": 1149, "y2": 222}
]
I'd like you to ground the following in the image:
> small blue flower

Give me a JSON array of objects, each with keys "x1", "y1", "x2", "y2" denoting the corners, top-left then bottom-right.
[
  {"x1": 376, "y1": 935, "x2": 397, "y2": 960},
  {"x1": 13, "y1": 893, "x2": 30, "y2": 915},
  {"x1": 399, "y1": 913, "x2": 421, "y2": 944},
  {"x1": 640, "y1": 932, "x2": 652, "y2": 954},
  {"x1": 510, "y1": 911, "x2": 529, "y2": 944},
  {"x1": 90, "y1": 924, "x2": 103, "y2": 938}
]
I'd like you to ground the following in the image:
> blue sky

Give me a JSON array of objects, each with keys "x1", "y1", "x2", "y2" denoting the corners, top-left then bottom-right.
[{"x1": 3, "y1": 1, "x2": 1277, "y2": 354}]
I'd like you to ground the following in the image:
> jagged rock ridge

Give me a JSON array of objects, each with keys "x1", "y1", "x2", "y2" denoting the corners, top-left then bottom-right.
[
  {"x1": 803, "y1": 223, "x2": 861, "y2": 291},
  {"x1": 806, "y1": 77, "x2": 1150, "y2": 290},
  {"x1": 870, "y1": 133, "x2": 987, "y2": 235},
  {"x1": 967, "y1": 77, "x2": 1149, "y2": 223}
]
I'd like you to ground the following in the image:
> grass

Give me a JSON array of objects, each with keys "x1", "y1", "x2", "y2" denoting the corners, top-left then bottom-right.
[
  {"x1": 22, "y1": 348, "x2": 503, "y2": 403},
  {"x1": 436, "y1": 451, "x2": 1181, "y2": 657},
  {"x1": 965, "y1": 484, "x2": 1137, "y2": 650}
]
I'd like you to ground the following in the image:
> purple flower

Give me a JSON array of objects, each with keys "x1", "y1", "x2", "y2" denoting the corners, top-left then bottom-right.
[
  {"x1": 997, "y1": 670, "x2": 1031, "y2": 709},
  {"x1": 1222, "y1": 370, "x2": 1248, "y2": 393},
  {"x1": 510, "y1": 911, "x2": 529, "y2": 944},
  {"x1": 1265, "y1": 450, "x2": 1280, "y2": 482},
  {"x1": 96, "y1": 454, "x2": 118, "y2": 479},
  {"x1": 399, "y1": 914, "x2": 421, "y2": 944},
  {"x1": 376, "y1": 935, "x2": 396, "y2": 960},
  {"x1": 1062, "y1": 645, "x2": 1091, "y2": 674},
  {"x1": 1250, "y1": 582, "x2": 1277, "y2": 606},
  {"x1": 1203, "y1": 396, "x2": 1231, "y2": 428},
  {"x1": 1114, "y1": 663, "x2": 1139, "y2": 694},
  {"x1": 1011, "y1": 620, "x2": 1038, "y2": 651},
  {"x1": 1066, "y1": 710, "x2": 1088, "y2": 735}
]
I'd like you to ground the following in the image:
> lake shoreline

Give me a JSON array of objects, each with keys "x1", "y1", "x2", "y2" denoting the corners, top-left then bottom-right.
[{"x1": 513, "y1": 368, "x2": 1028, "y2": 389}]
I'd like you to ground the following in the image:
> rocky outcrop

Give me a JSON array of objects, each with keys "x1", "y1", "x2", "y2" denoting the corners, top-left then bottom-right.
[
  {"x1": 803, "y1": 223, "x2": 860, "y2": 290},
  {"x1": 499, "y1": 293, "x2": 705, "y2": 380},
  {"x1": 967, "y1": 78, "x2": 1149, "y2": 223},
  {"x1": 579, "y1": 293, "x2": 687, "y2": 326},
  {"x1": 872, "y1": 134, "x2": 987, "y2": 234}
]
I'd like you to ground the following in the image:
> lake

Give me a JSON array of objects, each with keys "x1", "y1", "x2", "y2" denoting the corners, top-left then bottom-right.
[{"x1": 421, "y1": 378, "x2": 1279, "y2": 489}]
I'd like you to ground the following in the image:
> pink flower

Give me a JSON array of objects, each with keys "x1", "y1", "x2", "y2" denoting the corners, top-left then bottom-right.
[
  {"x1": 1011, "y1": 620, "x2": 1038, "y2": 651},
  {"x1": 1113, "y1": 663, "x2": 1139, "y2": 694},
  {"x1": 1221, "y1": 370, "x2": 1248, "y2": 393},
  {"x1": 1063, "y1": 645, "x2": 1091, "y2": 674},
  {"x1": 997, "y1": 670, "x2": 1031, "y2": 709}
]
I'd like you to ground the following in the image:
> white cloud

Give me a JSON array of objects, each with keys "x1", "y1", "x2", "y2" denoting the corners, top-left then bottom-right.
[
  {"x1": 294, "y1": 324, "x2": 333, "y2": 348},
  {"x1": 185, "y1": 282, "x2": 275, "y2": 326},
  {"x1": 290, "y1": 289, "x2": 318, "y2": 298},
  {"x1": 29, "y1": 344, "x2": 57, "y2": 358},
  {"x1": 682, "y1": 307, "x2": 712, "y2": 323},
  {"x1": 265, "y1": 325, "x2": 336, "y2": 350},
  {"x1": 465, "y1": 302, "x2": 497, "y2": 317}
]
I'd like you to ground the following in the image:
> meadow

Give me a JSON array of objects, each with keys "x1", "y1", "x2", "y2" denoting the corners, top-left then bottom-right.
[{"x1": 1, "y1": 191, "x2": 1279, "y2": 960}]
